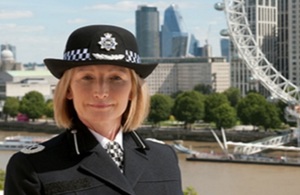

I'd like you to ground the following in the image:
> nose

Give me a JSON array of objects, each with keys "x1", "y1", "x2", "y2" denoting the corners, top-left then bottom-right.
[{"x1": 93, "y1": 79, "x2": 109, "y2": 99}]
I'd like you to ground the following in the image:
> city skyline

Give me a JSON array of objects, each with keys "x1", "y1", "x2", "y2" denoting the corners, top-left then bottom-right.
[{"x1": 0, "y1": 0, "x2": 226, "y2": 64}]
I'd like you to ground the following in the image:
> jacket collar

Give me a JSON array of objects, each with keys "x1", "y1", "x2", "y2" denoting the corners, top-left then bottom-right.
[
  {"x1": 66, "y1": 119, "x2": 150, "y2": 194},
  {"x1": 67, "y1": 119, "x2": 149, "y2": 156}
]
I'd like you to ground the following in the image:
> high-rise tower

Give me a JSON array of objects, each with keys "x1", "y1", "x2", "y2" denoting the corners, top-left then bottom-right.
[
  {"x1": 286, "y1": 0, "x2": 300, "y2": 86},
  {"x1": 161, "y1": 4, "x2": 188, "y2": 57},
  {"x1": 220, "y1": 38, "x2": 230, "y2": 62},
  {"x1": 135, "y1": 5, "x2": 160, "y2": 58}
]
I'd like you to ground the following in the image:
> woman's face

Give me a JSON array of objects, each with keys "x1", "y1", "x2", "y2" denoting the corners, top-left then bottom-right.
[{"x1": 67, "y1": 65, "x2": 132, "y2": 127}]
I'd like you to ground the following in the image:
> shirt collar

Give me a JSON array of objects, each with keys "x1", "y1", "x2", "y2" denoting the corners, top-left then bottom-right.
[{"x1": 89, "y1": 128, "x2": 123, "y2": 150}]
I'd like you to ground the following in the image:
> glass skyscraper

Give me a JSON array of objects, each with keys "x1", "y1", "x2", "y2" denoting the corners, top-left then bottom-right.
[
  {"x1": 161, "y1": 4, "x2": 188, "y2": 57},
  {"x1": 220, "y1": 38, "x2": 230, "y2": 62},
  {"x1": 135, "y1": 5, "x2": 160, "y2": 57}
]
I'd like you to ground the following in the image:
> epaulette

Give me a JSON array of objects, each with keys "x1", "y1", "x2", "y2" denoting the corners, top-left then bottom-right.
[
  {"x1": 145, "y1": 138, "x2": 165, "y2": 144},
  {"x1": 20, "y1": 144, "x2": 45, "y2": 154}
]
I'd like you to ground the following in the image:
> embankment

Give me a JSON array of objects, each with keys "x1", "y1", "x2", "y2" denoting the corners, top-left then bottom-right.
[{"x1": 0, "y1": 121, "x2": 281, "y2": 143}]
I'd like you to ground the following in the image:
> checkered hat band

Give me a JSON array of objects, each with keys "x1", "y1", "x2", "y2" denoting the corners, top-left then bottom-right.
[
  {"x1": 63, "y1": 48, "x2": 140, "y2": 64},
  {"x1": 125, "y1": 50, "x2": 141, "y2": 63},
  {"x1": 63, "y1": 48, "x2": 91, "y2": 61}
]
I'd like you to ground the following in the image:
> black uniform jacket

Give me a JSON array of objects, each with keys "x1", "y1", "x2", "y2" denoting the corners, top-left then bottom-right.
[{"x1": 4, "y1": 120, "x2": 183, "y2": 195}]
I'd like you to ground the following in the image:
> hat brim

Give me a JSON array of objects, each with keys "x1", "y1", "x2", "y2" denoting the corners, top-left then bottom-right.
[{"x1": 44, "y1": 59, "x2": 158, "y2": 79}]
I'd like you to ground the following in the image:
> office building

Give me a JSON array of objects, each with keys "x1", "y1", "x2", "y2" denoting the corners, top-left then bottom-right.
[
  {"x1": 188, "y1": 34, "x2": 202, "y2": 57},
  {"x1": 161, "y1": 4, "x2": 189, "y2": 57},
  {"x1": 287, "y1": 0, "x2": 300, "y2": 86},
  {"x1": 277, "y1": 0, "x2": 289, "y2": 80},
  {"x1": 0, "y1": 70, "x2": 58, "y2": 100},
  {"x1": 135, "y1": 5, "x2": 160, "y2": 57},
  {"x1": 220, "y1": 38, "x2": 230, "y2": 62},
  {"x1": 143, "y1": 57, "x2": 230, "y2": 95}
]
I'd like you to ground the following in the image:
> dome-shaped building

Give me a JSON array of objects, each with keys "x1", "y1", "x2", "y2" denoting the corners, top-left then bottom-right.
[
  {"x1": 1, "y1": 48, "x2": 14, "y2": 63},
  {"x1": 0, "y1": 45, "x2": 21, "y2": 71}
]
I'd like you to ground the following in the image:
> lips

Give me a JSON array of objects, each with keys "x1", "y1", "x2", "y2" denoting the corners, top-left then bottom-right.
[{"x1": 89, "y1": 102, "x2": 113, "y2": 109}]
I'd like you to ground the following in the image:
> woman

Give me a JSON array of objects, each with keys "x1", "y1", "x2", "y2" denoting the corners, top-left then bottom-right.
[{"x1": 5, "y1": 25, "x2": 183, "y2": 194}]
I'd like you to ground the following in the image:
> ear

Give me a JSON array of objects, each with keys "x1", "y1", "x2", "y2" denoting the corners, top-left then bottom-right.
[
  {"x1": 128, "y1": 92, "x2": 132, "y2": 100},
  {"x1": 66, "y1": 89, "x2": 73, "y2": 100}
]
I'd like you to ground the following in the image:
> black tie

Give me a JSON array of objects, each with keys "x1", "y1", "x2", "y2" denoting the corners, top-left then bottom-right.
[{"x1": 106, "y1": 141, "x2": 124, "y2": 172}]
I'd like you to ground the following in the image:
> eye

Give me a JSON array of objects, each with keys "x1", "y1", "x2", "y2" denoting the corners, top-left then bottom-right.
[
  {"x1": 82, "y1": 75, "x2": 94, "y2": 81},
  {"x1": 110, "y1": 75, "x2": 123, "y2": 81}
]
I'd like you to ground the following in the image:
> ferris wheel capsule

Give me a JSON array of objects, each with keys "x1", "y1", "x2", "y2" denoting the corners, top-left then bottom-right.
[
  {"x1": 248, "y1": 76, "x2": 259, "y2": 84},
  {"x1": 214, "y1": 2, "x2": 225, "y2": 11},
  {"x1": 220, "y1": 29, "x2": 229, "y2": 36},
  {"x1": 267, "y1": 96, "x2": 279, "y2": 103}
]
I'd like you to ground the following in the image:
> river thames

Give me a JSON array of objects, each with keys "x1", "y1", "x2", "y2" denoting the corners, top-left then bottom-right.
[{"x1": 1, "y1": 132, "x2": 300, "y2": 195}]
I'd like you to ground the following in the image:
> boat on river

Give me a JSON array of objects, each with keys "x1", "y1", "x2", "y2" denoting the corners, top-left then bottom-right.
[
  {"x1": 186, "y1": 151, "x2": 300, "y2": 167},
  {"x1": 186, "y1": 128, "x2": 300, "y2": 167},
  {"x1": 0, "y1": 135, "x2": 54, "y2": 151}
]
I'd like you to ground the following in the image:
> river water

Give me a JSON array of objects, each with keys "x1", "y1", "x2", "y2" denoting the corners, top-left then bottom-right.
[{"x1": 1, "y1": 132, "x2": 300, "y2": 195}]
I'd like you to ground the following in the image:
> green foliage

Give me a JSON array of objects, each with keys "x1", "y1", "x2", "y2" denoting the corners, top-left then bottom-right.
[
  {"x1": 172, "y1": 91, "x2": 205, "y2": 127},
  {"x1": 194, "y1": 83, "x2": 212, "y2": 95},
  {"x1": 204, "y1": 93, "x2": 230, "y2": 122},
  {"x1": 44, "y1": 99, "x2": 54, "y2": 119},
  {"x1": 223, "y1": 87, "x2": 241, "y2": 107},
  {"x1": 146, "y1": 89, "x2": 286, "y2": 130},
  {"x1": 275, "y1": 101, "x2": 289, "y2": 123},
  {"x1": 0, "y1": 169, "x2": 5, "y2": 190},
  {"x1": 3, "y1": 97, "x2": 19, "y2": 120},
  {"x1": 213, "y1": 103, "x2": 237, "y2": 129},
  {"x1": 237, "y1": 92, "x2": 281, "y2": 131},
  {"x1": 148, "y1": 94, "x2": 173, "y2": 125},
  {"x1": 237, "y1": 92, "x2": 267, "y2": 126},
  {"x1": 170, "y1": 90, "x2": 183, "y2": 99},
  {"x1": 183, "y1": 186, "x2": 198, "y2": 195},
  {"x1": 19, "y1": 91, "x2": 46, "y2": 121},
  {"x1": 262, "y1": 102, "x2": 281, "y2": 130}
]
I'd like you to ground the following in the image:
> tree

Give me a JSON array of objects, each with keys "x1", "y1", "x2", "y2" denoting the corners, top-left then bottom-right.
[
  {"x1": 170, "y1": 90, "x2": 183, "y2": 99},
  {"x1": 19, "y1": 91, "x2": 45, "y2": 121},
  {"x1": 3, "y1": 97, "x2": 19, "y2": 121},
  {"x1": 148, "y1": 94, "x2": 173, "y2": 126},
  {"x1": 223, "y1": 87, "x2": 241, "y2": 107},
  {"x1": 275, "y1": 100, "x2": 289, "y2": 124},
  {"x1": 237, "y1": 92, "x2": 282, "y2": 131},
  {"x1": 193, "y1": 83, "x2": 212, "y2": 95},
  {"x1": 44, "y1": 99, "x2": 54, "y2": 121},
  {"x1": 261, "y1": 102, "x2": 281, "y2": 131},
  {"x1": 172, "y1": 91, "x2": 205, "y2": 128},
  {"x1": 212, "y1": 103, "x2": 237, "y2": 130},
  {"x1": 183, "y1": 186, "x2": 198, "y2": 195},
  {"x1": 237, "y1": 92, "x2": 267, "y2": 127},
  {"x1": 0, "y1": 169, "x2": 4, "y2": 190},
  {"x1": 204, "y1": 93, "x2": 229, "y2": 122}
]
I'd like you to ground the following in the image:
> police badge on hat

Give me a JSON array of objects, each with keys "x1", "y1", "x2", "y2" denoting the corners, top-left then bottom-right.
[{"x1": 98, "y1": 33, "x2": 118, "y2": 51}]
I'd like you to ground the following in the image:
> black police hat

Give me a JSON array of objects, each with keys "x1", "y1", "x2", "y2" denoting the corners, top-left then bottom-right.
[{"x1": 44, "y1": 25, "x2": 157, "y2": 79}]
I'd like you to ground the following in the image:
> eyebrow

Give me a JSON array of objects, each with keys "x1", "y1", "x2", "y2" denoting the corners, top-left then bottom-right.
[{"x1": 76, "y1": 66, "x2": 129, "y2": 73}]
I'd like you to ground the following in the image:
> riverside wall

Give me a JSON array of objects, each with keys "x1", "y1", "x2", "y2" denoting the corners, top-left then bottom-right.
[{"x1": 0, "y1": 121, "x2": 280, "y2": 143}]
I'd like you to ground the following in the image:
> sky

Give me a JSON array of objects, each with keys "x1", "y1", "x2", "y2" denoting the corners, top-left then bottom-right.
[{"x1": 0, "y1": 0, "x2": 227, "y2": 64}]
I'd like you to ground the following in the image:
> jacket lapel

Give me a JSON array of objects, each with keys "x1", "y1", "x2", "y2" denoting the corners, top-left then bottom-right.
[
  {"x1": 79, "y1": 144, "x2": 135, "y2": 195},
  {"x1": 123, "y1": 133, "x2": 149, "y2": 188},
  {"x1": 68, "y1": 120, "x2": 150, "y2": 194}
]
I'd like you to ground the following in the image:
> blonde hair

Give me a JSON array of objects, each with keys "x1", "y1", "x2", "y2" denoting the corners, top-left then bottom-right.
[{"x1": 53, "y1": 68, "x2": 150, "y2": 132}]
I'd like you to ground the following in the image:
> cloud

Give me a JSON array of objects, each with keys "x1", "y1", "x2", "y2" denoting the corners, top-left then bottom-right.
[
  {"x1": 0, "y1": 10, "x2": 33, "y2": 19},
  {"x1": 84, "y1": 1, "x2": 143, "y2": 11},
  {"x1": 67, "y1": 18, "x2": 87, "y2": 24},
  {"x1": 0, "y1": 23, "x2": 44, "y2": 33},
  {"x1": 84, "y1": 0, "x2": 170, "y2": 12}
]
